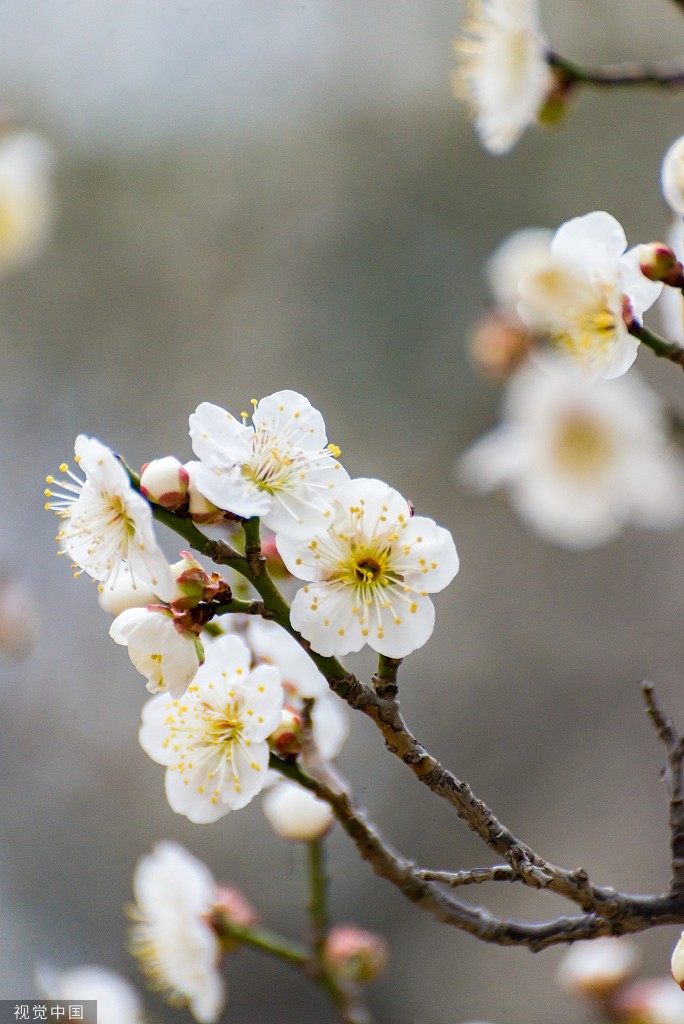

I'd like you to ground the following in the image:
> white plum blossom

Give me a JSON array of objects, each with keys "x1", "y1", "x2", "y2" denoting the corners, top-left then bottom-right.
[
  {"x1": 45, "y1": 435, "x2": 174, "y2": 601},
  {"x1": 453, "y1": 0, "x2": 552, "y2": 155},
  {"x1": 247, "y1": 617, "x2": 348, "y2": 761},
  {"x1": 262, "y1": 780, "x2": 334, "y2": 841},
  {"x1": 614, "y1": 979, "x2": 684, "y2": 1024},
  {"x1": 662, "y1": 135, "x2": 684, "y2": 218},
  {"x1": 0, "y1": 131, "x2": 55, "y2": 274},
  {"x1": 486, "y1": 226, "x2": 553, "y2": 312},
  {"x1": 139, "y1": 633, "x2": 283, "y2": 822},
  {"x1": 129, "y1": 841, "x2": 225, "y2": 1024},
  {"x1": 189, "y1": 390, "x2": 348, "y2": 537},
  {"x1": 277, "y1": 477, "x2": 459, "y2": 659},
  {"x1": 459, "y1": 363, "x2": 684, "y2": 549},
  {"x1": 36, "y1": 964, "x2": 145, "y2": 1024},
  {"x1": 518, "y1": 211, "x2": 663, "y2": 381},
  {"x1": 110, "y1": 605, "x2": 203, "y2": 698}
]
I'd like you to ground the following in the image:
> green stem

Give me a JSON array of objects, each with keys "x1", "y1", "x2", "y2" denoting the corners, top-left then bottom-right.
[
  {"x1": 548, "y1": 51, "x2": 684, "y2": 88},
  {"x1": 372, "y1": 655, "x2": 402, "y2": 700},
  {"x1": 628, "y1": 320, "x2": 684, "y2": 368},
  {"x1": 307, "y1": 838, "x2": 329, "y2": 953},
  {"x1": 215, "y1": 919, "x2": 309, "y2": 967}
]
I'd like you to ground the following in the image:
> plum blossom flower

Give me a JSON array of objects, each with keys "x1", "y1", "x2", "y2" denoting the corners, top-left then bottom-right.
[
  {"x1": 459, "y1": 363, "x2": 684, "y2": 548},
  {"x1": 277, "y1": 478, "x2": 459, "y2": 658},
  {"x1": 189, "y1": 390, "x2": 348, "y2": 537},
  {"x1": 247, "y1": 617, "x2": 348, "y2": 761},
  {"x1": 110, "y1": 605, "x2": 204, "y2": 698},
  {"x1": 613, "y1": 979, "x2": 684, "y2": 1024},
  {"x1": 45, "y1": 435, "x2": 173, "y2": 601},
  {"x1": 129, "y1": 841, "x2": 225, "y2": 1023},
  {"x1": 0, "y1": 130, "x2": 55, "y2": 274},
  {"x1": 36, "y1": 964, "x2": 145, "y2": 1024},
  {"x1": 139, "y1": 633, "x2": 282, "y2": 822},
  {"x1": 518, "y1": 211, "x2": 662, "y2": 381},
  {"x1": 453, "y1": 0, "x2": 552, "y2": 155}
]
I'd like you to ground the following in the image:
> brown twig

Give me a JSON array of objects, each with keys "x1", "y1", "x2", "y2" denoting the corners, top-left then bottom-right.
[{"x1": 642, "y1": 681, "x2": 684, "y2": 893}]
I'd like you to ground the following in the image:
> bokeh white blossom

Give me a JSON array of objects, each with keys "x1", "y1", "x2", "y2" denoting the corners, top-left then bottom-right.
[
  {"x1": 459, "y1": 363, "x2": 684, "y2": 548},
  {"x1": 453, "y1": 0, "x2": 552, "y2": 154},
  {"x1": 129, "y1": 841, "x2": 225, "y2": 1023}
]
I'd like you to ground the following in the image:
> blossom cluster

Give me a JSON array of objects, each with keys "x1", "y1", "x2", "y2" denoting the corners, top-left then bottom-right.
[{"x1": 45, "y1": 389, "x2": 458, "y2": 823}]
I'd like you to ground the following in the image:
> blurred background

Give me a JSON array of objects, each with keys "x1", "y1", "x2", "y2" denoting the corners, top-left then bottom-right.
[{"x1": 2, "y1": 1, "x2": 684, "y2": 1021}]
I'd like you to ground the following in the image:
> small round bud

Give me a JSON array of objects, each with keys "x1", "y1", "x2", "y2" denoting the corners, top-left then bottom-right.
[
  {"x1": 211, "y1": 885, "x2": 259, "y2": 954},
  {"x1": 613, "y1": 978, "x2": 684, "y2": 1024},
  {"x1": 139, "y1": 456, "x2": 189, "y2": 512},
  {"x1": 184, "y1": 461, "x2": 226, "y2": 525},
  {"x1": 169, "y1": 551, "x2": 224, "y2": 610},
  {"x1": 322, "y1": 925, "x2": 388, "y2": 984},
  {"x1": 634, "y1": 242, "x2": 682, "y2": 284},
  {"x1": 557, "y1": 937, "x2": 640, "y2": 1001},
  {"x1": 663, "y1": 136, "x2": 684, "y2": 218},
  {"x1": 672, "y1": 932, "x2": 684, "y2": 990},
  {"x1": 262, "y1": 781, "x2": 334, "y2": 842},
  {"x1": 469, "y1": 311, "x2": 532, "y2": 380},
  {"x1": 268, "y1": 706, "x2": 303, "y2": 757}
]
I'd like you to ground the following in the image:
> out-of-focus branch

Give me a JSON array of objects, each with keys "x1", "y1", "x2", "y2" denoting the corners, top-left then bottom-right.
[
  {"x1": 628, "y1": 320, "x2": 684, "y2": 368},
  {"x1": 153, "y1": 507, "x2": 684, "y2": 945},
  {"x1": 642, "y1": 682, "x2": 684, "y2": 894},
  {"x1": 548, "y1": 51, "x2": 684, "y2": 88}
]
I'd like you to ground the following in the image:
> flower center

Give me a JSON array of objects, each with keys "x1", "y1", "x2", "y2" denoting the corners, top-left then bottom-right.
[
  {"x1": 332, "y1": 544, "x2": 401, "y2": 592},
  {"x1": 108, "y1": 493, "x2": 136, "y2": 536},
  {"x1": 243, "y1": 433, "x2": 295, "y2": 494},
  {"x1": 552, "y1": 411, "x2": 615, "y2": 476}
]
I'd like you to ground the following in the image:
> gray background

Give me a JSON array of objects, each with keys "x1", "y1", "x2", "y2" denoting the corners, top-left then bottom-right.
[{"x1": 2, "y1": 1, "x2": 684, "y2": 1022}]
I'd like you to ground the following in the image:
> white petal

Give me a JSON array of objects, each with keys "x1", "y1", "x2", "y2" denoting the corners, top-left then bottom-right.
[
  {"x1": 552, "y1": 211, "x2": 627, "y2": 271},
  {"x1": 366, "y1": 592, "x2": 436, "y2": 658},
  {"x1": 398, "y1": 516, "x2": 460, "y2": 594},
  {"x1": 252, "y1": 390, "x2": 328, "y2": 451}
]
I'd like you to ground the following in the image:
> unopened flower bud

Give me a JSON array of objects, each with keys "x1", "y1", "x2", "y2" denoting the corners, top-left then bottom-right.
[
  {"x1": 268, "y1": 706, "x2": 303, "y2": 757},
  {"x1": 184, "y1": 461, "x2": 226, "y2": 524},
  {"x1": 211, "y1": 885, "x2": 259, "y2": 954},
  {"x1": 262, "y1": 781, "x2": 334, "y2": 841},
  {"x1": 169, "y1": 551, "x2": 226, "y2": 610},
  {"x1": 672, "y1": 933, "x2": 684, "y2": 990},
  {"x1": 557, "y1": 937, "x2": 640, "y2": 1001},
  {"x1": 663, "y1": 136, "x2": 684, "y2": 218},
  {"x1": 613, "y1": 978, "x2": 684, "y2": 1024},
  {"x1": 469, "y1": 311, "x2": 532, "y2": 380},
  {"x1": 323, "y1": 925, "x2": 388, "y2": 984},
  {"x1": 139, "y1": 456, "x2": 189, "y2": 512},
  {"x1": 634, "y1": 243, "x2": 682, "y2": 285}
]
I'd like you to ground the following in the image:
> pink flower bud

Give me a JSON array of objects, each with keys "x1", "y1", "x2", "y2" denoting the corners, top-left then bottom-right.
[
  {"x1": 169, "y1": 552, "x2": 226, "y2": 610},
  {"x1": 557, "y1": 937, "x2": 640, "y2": 1001},
  {"x1": 323, "y1": 925, "x2": 388, "y2": 984},
  {"x1": 268, "y1": 706, "x2": 303, "y2": 757},
  {"x1": 634, "y1": 242, "x2": 682, "y2": 285},
  {"x1": 139, "y1": 457, "x2": 189, "y2": 512},
  {"x1": 469, "y1": 310, "x2": 532, "y2": 380}
]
